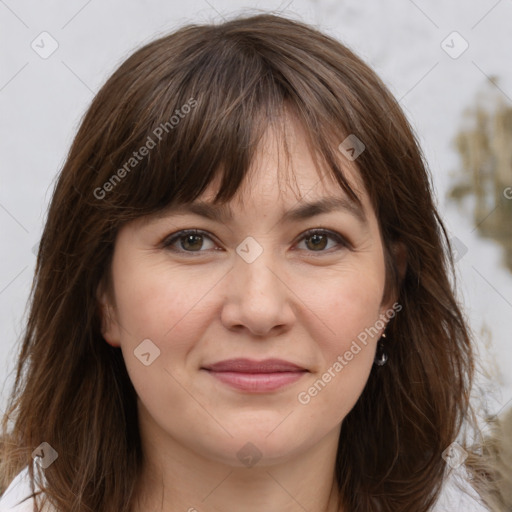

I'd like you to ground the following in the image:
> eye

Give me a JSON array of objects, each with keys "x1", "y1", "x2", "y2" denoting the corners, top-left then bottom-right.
[
  {"x1": 161, "y1": 228, "x2": 350, "y2": 255},
  {"x1": 162, "y1": 229, "x2": 217, "y2": 254},
  {"x1": 294, "y1": 228, "x2": 350, "y2": 254}
]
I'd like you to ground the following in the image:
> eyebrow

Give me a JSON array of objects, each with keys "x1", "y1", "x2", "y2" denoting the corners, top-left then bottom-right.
[{"x1": 153, "y1": 196, "x2": 367, "y2": 225}]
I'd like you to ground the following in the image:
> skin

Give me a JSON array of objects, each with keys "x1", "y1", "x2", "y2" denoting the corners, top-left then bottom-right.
[{"x1": 99, "y1": 113, "x2": 404, "y2": 512}]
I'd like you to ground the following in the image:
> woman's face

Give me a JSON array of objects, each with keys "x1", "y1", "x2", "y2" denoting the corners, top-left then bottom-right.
[{"x1": 100, "y1": 116, "x2": 398, "y2": 469}]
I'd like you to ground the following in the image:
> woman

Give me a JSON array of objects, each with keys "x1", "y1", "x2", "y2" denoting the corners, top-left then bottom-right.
[{"x1": 0, "y1": 12, "x2": 492, "y2": 512}]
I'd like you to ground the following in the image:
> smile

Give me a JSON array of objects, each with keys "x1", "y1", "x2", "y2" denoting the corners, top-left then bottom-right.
[{"x1": 201, "y1": 358, "x2": 309, "y2": 392}]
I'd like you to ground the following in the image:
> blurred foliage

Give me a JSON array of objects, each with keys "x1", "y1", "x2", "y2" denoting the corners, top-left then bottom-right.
[
  {"x1": 469, "y1": 406, "x2": 512, "y2": 511},
  {"x1": 448, "y1": 76, "x2": 512, "y2": 273},
  {"x1": 449, "y1": 78, "x2": 512, "y2": 510}
]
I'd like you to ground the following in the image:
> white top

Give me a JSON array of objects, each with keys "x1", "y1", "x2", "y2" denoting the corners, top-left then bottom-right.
[
  {"x1": 0, "y1": 466, "x2": 53, "y2": 512},
  {"x1": 0, "y1": 465, "x2": 490, "y2": 511}
]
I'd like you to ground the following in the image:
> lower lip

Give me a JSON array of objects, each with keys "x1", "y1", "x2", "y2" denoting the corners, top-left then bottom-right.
[{"x1": 204, "y1": 370, "x2": 306, "y2": 392}]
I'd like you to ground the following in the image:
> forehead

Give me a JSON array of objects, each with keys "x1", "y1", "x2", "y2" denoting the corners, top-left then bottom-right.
[
  {"x1": 244, "y1": 108, "x2": 367, "y2": 196},
  {"x1": 141, "y1": 110, "x2": 372, "y2": 227},
  {"x1": 149, "y1": 163, "x2": 369, "y2": 233}
]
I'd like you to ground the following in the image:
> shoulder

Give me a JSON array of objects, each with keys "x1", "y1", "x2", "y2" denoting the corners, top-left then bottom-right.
[
  {"x1": 432, "y1": 470, "x2": 491, "y2": 512},
  {"x1": 0, "y1": 466, "x2": 54, "y2": 512}
]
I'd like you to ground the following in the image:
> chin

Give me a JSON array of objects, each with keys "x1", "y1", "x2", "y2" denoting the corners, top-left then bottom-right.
[{"x1": 201, "y1": 426, "x2": 311, "y2": 468}]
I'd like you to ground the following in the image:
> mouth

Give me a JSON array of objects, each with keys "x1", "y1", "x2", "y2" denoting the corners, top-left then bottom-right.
[{"x1": 201, "y1": 358, "x2": 309, "y2": 393}]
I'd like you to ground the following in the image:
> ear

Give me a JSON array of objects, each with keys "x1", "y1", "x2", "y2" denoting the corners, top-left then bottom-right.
[
  {"x1": 393, "y1": 241, "x2": 407, "y2": 284},
  {"x1": 96, "y1": 280, "x2": 121, "y2": 348},
  {"x1": 380, "y1": 241, "x2": 407, "y2": 317}
]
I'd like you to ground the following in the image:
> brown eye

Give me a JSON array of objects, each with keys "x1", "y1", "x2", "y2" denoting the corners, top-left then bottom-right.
[
  {"x1": 162, "y1": 228, "x2": 349, "y2": 256},
  {"x1": 296, "y1": 229, "x2": 349, "y2": 253},
  {"x1": 163, "y1": 230, "x2": 217, "y2": 253},
  {"x1": 304, "y1": 233, "x2": 328, "y2": 251},
  {"x1": 180, "y1": 233, "x2": 205, "y2": 251}
]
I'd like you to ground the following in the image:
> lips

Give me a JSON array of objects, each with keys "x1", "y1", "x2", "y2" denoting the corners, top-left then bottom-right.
[
  {"x1": 202, "y1": 358, "x2": 307, "y2": 373},
  {"x1": 201, "y1": 358, "x2": 308, "y2": 392}
]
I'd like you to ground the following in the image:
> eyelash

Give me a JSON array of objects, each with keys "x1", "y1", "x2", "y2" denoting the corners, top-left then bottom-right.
[{"x1": 161, "y1": 228, "x2": 351, "y2": 256}]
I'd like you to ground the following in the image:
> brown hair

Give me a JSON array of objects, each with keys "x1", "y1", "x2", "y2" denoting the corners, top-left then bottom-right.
[{"x1": 0, "y1": 11, "x2": 488, "y2": 512}]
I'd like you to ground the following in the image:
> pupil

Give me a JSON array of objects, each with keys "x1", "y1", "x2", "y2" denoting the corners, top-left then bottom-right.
[
  {"x1": 308, "y1": 234, "x2": 326, "y2": 250},
  {"x1": 184, "y1": 234, "x2": 202, "y2": 250}
]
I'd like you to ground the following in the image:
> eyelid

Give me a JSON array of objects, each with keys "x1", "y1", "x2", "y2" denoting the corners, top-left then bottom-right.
[
  {"x1": 161, "y1": 228, "x2": 352, "y2": 254},
  {"x1": 160, "y1": 229, "x2": 218, "y2": 254},
  {"x1": 293, "y1": 228, "x2": 352, "y2": 252}
]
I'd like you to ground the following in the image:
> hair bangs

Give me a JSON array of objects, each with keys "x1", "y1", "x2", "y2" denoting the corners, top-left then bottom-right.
[{"x1": 89, "y1": 24, "x2": 360, "y2": 225}]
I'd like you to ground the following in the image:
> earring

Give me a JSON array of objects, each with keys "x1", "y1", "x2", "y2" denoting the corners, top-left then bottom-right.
[{"x1": 374, "y1": 332, "x2": 388, "y2": 366}]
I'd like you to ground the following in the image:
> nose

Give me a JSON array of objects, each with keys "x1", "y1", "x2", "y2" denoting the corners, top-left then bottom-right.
[{"x1": 220, "y1": 246, "x2": 295, "y2": 337}]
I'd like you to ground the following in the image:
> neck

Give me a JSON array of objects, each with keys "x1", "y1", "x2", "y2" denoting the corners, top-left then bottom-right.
[{"x1": 130, "y1": 405, "x2": 344, "y2": 512}]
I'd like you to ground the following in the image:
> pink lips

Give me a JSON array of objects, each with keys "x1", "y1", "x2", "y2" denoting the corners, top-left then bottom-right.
[{"x1": 202, "y1": 358, "x2": 308, "y2": 392}]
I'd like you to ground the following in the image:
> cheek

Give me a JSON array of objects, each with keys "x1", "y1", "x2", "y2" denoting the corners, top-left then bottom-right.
[
  {"x1": 330, "y1": 284, "x2": 383, "y2": 348},
  {"x1": 112, "y1": 260, "x2": 212, "y2": 414},
  {"x1": 110, "y1": 257, "x2": 227, "y2": 399},
  {"x1": 294, "y1": 264, "x2": 384, "y2": 413},
  {"x1": 306, "y1": 262, "x2": 385, "y2": 351},
  {"x1": 296, "y1": 299, "x2": 379, "y2": 424},
  {"x1": 112, "y1": 256, "x2": 215, "y2": 341}
]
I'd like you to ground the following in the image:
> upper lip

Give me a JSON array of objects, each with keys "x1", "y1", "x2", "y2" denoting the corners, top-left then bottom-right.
[{"x1": 202, "y1": 358, "x2": 307, "y2": 373}]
